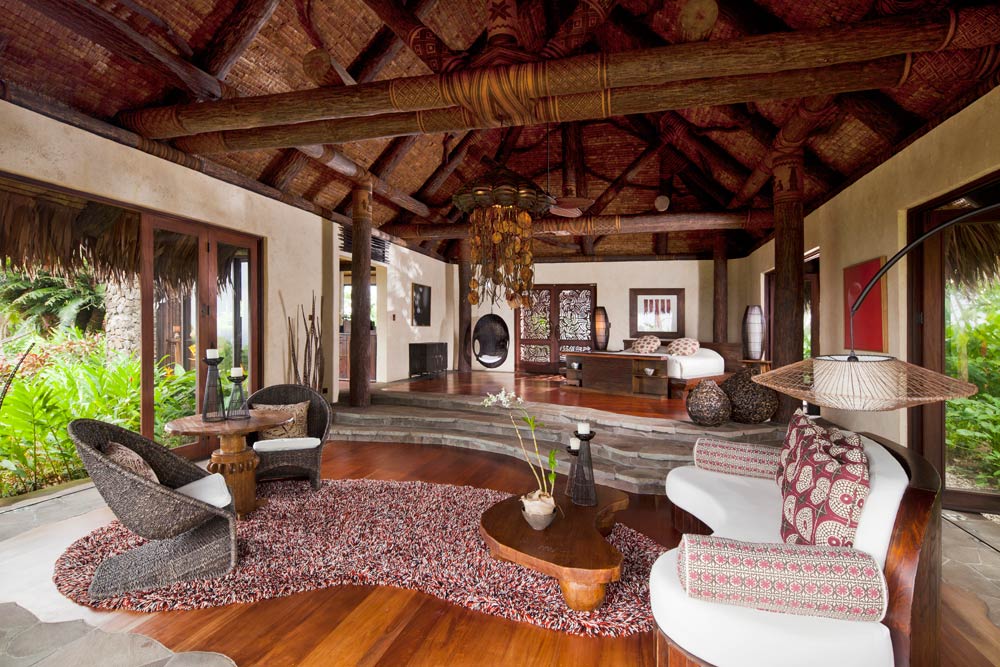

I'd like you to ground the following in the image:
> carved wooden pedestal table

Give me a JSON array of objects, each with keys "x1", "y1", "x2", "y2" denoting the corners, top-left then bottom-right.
[
  {"x1": 479, "y1": 485, "x2": 629, "y2": 611},
  {"x1": 164, "y1": 410, "x2": 293, "y2": 519}
]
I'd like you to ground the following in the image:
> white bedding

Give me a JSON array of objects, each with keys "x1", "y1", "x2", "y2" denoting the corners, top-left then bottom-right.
[{"x1": 612, "y1": 346, "x2": 725, "y2": 379}]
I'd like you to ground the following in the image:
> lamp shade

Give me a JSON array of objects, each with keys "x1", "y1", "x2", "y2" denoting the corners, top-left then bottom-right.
[
  {"x1": 593, "y1": 307, "x2": 610, "y2": 351},
  {"x1": 752, "y1": 355, "x2": 977, "y2": 412},
  {"x1": 741, "y1": 305, "x2": 766, "y2": 361}
]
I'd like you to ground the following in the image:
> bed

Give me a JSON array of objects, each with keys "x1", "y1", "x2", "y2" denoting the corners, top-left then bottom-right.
[{"x1": 564, "y1": 344, "x2": 733, "y2": 398}]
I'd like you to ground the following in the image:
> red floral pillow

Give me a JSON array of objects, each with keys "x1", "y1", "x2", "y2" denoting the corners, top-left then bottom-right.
[
  {"x1": 780, "y1": 435, "x2": 870, "y2": 548},
  {"x1": 775, "y1": 410, "x2": 819, "y2": 486}
]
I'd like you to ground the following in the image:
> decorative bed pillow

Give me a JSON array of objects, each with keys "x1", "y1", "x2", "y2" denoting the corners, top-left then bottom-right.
[
  {"x1": 665, "y1": 337, "x2": 700, "y2": 356},
  {"x1": 675, "y1": 534, "x2": 887, "y2": 622},
  {"x1": 104, "y1": 441, "x2": 158, "y2": 483},
  {"x1": 251, "y1": 401, "x2": 310, "y2": 440},
  {"x1": 776, "y1": 410, "x2": 817, "y2": 486},
  {"x1": 694, "y1": 438, "x2": 781, "y2": 480},
  {"x1": 780, "y1": 434, "x2": 871, "y2": 548},
  {"x1": 631, "y1": 335, "x2": 662, "y2": 354}
]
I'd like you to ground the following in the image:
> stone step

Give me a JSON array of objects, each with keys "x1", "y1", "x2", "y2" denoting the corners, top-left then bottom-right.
[
  {"x1": 326, "y1": 423, "x2": 678, "y2": 495},
  {"x1": 370, "y1": 390, "x2": 785, "y2": 442},
  {"x1": 334, "y1": 404, "x2": 697, "y2": 467}
]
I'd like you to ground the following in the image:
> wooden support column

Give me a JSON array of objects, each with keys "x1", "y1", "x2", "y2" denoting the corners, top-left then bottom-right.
[
  {"x1": 713, "y1": 233, "x2": 728, "y2": 343},
  {"x1": 350, "y1": 180, "x2": 374, "y2": 408},
  {"x1": 458, "y1": 240, "x2": 473, "y2": 373},
  {"x1": 772, "y1": 148, "x2": 805, "y2": 421}
]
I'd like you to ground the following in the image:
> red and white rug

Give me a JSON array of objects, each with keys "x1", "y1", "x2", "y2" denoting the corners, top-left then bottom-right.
[{"x1": 54, "y1": 479, "x2": 666, "y2": 637}]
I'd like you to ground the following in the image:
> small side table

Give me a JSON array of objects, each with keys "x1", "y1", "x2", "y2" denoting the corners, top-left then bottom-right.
[
  {"x1": 164, "y1": 410, "x2": 293, "y2": 519},
  {"x1": 740, "y1": 359, "x2": 772, "y2": 375}
]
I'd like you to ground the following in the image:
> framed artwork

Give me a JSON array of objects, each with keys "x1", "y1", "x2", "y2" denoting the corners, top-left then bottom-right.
[
  {"x1": 843, "y1": 257, "x2": 887, "y2": 353},
  {"x1": 629, "y1": 288, "x2": 685, "y2": 339},
  {"x1": 412, "y1": 283, "x2": 431, "y2": 326}
]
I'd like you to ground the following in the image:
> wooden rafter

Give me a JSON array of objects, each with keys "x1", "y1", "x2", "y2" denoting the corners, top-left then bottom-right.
[
  {"x1": 120, "y1": 7, "x2": 1000, "y2": 140},
  {"x1": 198, "y1": 0, "x2": 281, "y2": 80},
  {"x1": 381, "y1": 209, "x2": 773, "y2": 240}
]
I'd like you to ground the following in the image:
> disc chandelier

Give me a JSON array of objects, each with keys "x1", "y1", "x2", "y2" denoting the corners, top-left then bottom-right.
[{"x1": 453, "y1": 166, "x2": 553, "y2": 308}]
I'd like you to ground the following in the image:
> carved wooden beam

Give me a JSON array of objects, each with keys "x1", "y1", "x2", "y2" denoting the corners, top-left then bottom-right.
[
  {"x1": 729, "y1": 95, "x2": 839, "y2": 208},
  {"x1": 347, "y1": 0, "x2": 443, "y2": 83},
  {"x1": 171, "y1": 57, "x2": 913, "y2": 153},
  {"x1": 198, "y1": 0, "x2": 281, "y2": 80},
  {"x1": 661, "y1": 111, "x2": 748, "y2": 194},
  {"x1": 299, "y1": 145, "x2": 431, "y2": 217},
  {"x1": 362, "y1": 0, "x2": 467, "y2": 72},
  {"x1": 30, "y1": 0, "x2": 223, "y2": 100},
  {"x1": 120, "y1": 7, "x2": 1000, "y2": 138},
  {"x1": 303, "y1": 49, "x2": 354, "y2": 87},
  {"x1": 540, "y1": 0, "x2": 620, "y2": 58},
  {"x1": 381, "y1": 209, "x2": 772, "y2": 240},
  {"x1": 260, "y1": 150, "x2": 311, "y2": 190}
]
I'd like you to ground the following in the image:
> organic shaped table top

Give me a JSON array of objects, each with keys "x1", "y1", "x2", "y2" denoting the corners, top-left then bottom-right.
[{"x1": 164, "y1": 410, "x2": 292, "y2": 438}]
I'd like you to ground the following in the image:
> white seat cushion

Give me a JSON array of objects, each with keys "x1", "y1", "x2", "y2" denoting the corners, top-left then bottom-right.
[
  {"x1": 650, "y1": 549, "x2": 893, "y2": 667},
  {"x1": 666, "y1": 347, "x2": 725, "y2": 379},
  {"x1": 851, "y1": 436, "x2": 908, "y2": 569},
  {"x1": 253, "y1": 436, "x2": 322, "y2": 453},
  {"x1": 175, "y1": 473, "x2": 231, "y2": 508},
  {"x1": 666, "y1": 466, "x2": 783, "y2": 543}
]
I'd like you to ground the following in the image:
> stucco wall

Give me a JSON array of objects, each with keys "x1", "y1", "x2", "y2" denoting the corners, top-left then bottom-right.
[
  {"x1": 384, "y1": 245, "x2": 455, "y2": 382},
  {"x1": 728, "y1": 85, "x2": 1000, "y2": 444},
  {"x1": 0, "y1": 100, "x2": 336, "y2": 393},
  {"x1": 470, "y1": 259, "x2": 714, "y2": 372}
]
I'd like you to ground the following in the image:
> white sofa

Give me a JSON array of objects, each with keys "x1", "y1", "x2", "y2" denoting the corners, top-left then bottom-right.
[{"x1": 649, "y1": 434, "x2": 924, "y2": 667}]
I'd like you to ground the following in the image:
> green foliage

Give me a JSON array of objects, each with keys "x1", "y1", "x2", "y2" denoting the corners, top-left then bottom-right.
[
  {"x1": 0, "y1": 332, "x2": 196, "y2": 497},
  {"x1": 547, "y1": 449, "x2": 558, "y2": 489},
  {"x1": 945, "y1": 281, "x2": 1000, "y2": 490},
  {"x1": 0, "y1": 268, "x2": 106, "y2": 334}
]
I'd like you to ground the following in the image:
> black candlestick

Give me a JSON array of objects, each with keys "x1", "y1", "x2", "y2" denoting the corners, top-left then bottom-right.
[
  {"x1": 564, "y1": 443, "x2": 579, "y2": 497},
  {"x1": 201, "y1": 357, "x2": 226, "y2": 422},
  {"x1": 227, "y1": 375, "x2": 250, "y2": 420},
  {"x1": 569, "y1": 431, "x2": 597, "y2": 506}
]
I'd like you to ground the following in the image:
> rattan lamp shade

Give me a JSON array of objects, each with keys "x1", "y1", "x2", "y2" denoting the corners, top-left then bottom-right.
[{"x1": 752, "y1": 355, "x2": 977, "y2": 412}]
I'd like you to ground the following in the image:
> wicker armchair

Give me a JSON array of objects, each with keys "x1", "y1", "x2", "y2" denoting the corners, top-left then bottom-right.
[
  {"x1": 68, "y1": 419, "x2": 237, "y2": 600},
  {"x1": 246, "y1": 384, "x2": 332, "y2": 490}
]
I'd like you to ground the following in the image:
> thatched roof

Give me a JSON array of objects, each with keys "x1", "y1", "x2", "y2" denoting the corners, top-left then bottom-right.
[{"x1": 0, "y1": 0, "x2": 999, "y2": 262}]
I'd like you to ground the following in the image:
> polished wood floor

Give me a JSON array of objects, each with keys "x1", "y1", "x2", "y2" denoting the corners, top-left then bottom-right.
[
  {"x1": 4, "y1": 441, "x2": 1000, "y2": 666},
  {"x1": 381, "y1": 370, "x2": 690, "y2": 420}
]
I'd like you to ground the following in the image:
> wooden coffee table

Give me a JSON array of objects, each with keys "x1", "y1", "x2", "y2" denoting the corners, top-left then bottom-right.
[
  {"x1": 479, "y1": 485, "x2": 629, "y2": 611},
  {"x1": 164, "y1": 410, "x2": 293, "y2": 519}
]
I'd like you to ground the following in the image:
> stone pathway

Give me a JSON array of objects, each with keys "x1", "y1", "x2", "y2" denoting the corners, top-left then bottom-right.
[{"x1": 0, "y1": 602, "x2": 234, "y2": 666}]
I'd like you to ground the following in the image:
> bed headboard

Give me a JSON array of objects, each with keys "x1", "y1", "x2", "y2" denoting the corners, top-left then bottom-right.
[{"x1": 622, "y1": 339, "x2": 743, "y2": 372}]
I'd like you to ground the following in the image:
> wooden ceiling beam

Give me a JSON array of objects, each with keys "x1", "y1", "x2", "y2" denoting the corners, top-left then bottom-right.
[
  {"x1": 381, "y1": 210, "x2": 772, "y2": 240},
  {"x1": 361, "y1": 0, "x2": 467, "y2": 72},
  {"x1": 729, "y1": 95, "x2": 838, "y2": 208},
  {"x1": 171, "y1": 57, "x2": 913, "y2": 153},
  {"x1": 121, "y1": 7, "x2": 1000, "y2": 138},
  {"x1": 260, "y1": 150, "x2": 311, "y2": 190},
  {"x1": 29, "y1": 0, "x2": 223, "y2": 100},
  {"x1": 198, "y1": 0, "x2": 281, "y2": 80}
]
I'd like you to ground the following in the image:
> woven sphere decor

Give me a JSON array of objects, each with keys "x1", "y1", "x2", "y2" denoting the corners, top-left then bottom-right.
[
  {"x1": 752, "y1": 355, "x2": 978, "y2": 412},
  {"x1": 722, "y1": 369, "x2": 779, "y2": 424},
  {"x1": 686, "y1": 380, "x2": 731, "y2": 427}
]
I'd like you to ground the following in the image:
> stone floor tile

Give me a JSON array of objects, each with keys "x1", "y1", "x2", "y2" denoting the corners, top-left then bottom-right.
[
  {"x1": 161, "y1": 653, "x2": 237, "y2": 666},
  {"x1": 34, "y1": 629, "x2": 172, "y2": 667},
  {"x1": 6, "y1": 621, "x2": 92, "y2": 659}
]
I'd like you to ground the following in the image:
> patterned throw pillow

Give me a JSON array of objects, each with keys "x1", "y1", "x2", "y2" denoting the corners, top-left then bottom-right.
[
  {"x1": 780, "y1": 434, "x2": 870, "y2": 548},
  {"x1": 694, "y1": 438, "x2": 781, "y2": 480},
  {"x1": 631, "y1": 335, "x2": 662, "y2": 354},
  {"x1": 665, "y1": 337, "x2": 700, "y2": 356},
  {"x1": 675, "y1": 534, "x2": 887, "y2": 622},
  {"x1": 252, "y1": 401, "x2": 310, "y2": 440},
  {"x1": 776, "y1": 410, "x2": 816, "y2": 486},
  {"x1": 104, "y1": 441, "x2": 158, "y2": 483}
]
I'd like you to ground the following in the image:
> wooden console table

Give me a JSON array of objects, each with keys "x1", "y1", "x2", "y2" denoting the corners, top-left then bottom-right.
[
  {"x1": 479, "y1": 485, "x2": 629, "y2": 611},
  {"x1": 164, "y1": 410, "x2": 292, "y2": 519}
]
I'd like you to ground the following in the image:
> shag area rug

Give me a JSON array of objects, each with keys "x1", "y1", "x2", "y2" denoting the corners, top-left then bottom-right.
[{"x1": 54, "y1": 479, "x2": 666, "y2": 637}]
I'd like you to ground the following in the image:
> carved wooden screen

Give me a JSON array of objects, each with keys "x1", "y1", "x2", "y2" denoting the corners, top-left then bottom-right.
[{"x1": 515, "y1": 284, "x2": 596, "y2": 374}]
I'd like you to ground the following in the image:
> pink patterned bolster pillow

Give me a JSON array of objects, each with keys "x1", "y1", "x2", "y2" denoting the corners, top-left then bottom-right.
[
  {"x1": 675, "y1": 534, "x2": 887, "y2": 623},
  {"x1": 694, "y1": 438, "x2": 781, "y2": 480}
]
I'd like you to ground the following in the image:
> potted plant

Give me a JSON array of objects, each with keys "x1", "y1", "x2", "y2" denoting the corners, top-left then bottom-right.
[{"x1": 483, "y1": 388, "x2": 559, "y2": 530}]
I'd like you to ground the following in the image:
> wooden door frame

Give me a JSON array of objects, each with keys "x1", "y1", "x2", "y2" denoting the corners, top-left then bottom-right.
[
  {"x1": 907, "y1": 173, "x2": 1000, "y2": 513},
  {"x1": 515, "y1": 284, "x2": 596, "y2": 374}
]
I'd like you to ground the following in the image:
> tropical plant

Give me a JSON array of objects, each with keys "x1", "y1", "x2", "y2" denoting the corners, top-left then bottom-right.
[
  {"x1": 0, "y1": 268, "x2": 105, "y2": 334},
  {"x1": 483, "y1": 388, "x2": 558, "y2": 513}
]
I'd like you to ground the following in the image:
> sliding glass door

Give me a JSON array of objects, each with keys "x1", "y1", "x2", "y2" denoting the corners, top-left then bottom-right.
[{"x1": 140, "y1": 215, "x2": 261, "y2": 458}]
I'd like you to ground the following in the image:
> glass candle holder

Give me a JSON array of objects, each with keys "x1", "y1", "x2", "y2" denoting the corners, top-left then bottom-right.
[{"x1": 202, "y1": 357, "x2": 226, "y2": 422}]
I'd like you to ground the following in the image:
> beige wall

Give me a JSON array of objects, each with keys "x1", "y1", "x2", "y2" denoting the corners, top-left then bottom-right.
[
  {"x1": 728, "y1": 85, "x2": 1000, "y2": 443},
  {"x1": 471, "y1": 259, "x2": 714, "y2": 372},
  {"x1": 0, "y1": 101, "x2": 336, "y2": 393},
  {"x1": 383, "y1": 245, "x2": 455, "y2": 382}
]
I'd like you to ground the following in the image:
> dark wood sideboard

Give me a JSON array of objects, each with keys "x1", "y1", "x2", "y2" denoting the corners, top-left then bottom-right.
[{"x1": 410, "y1": 342, "x2": 448, "y2": 377}]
